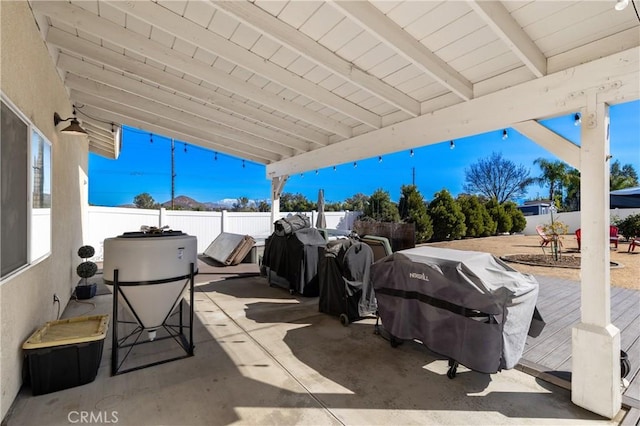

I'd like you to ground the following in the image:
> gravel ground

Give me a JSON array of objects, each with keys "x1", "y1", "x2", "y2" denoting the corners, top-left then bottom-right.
[{"x1": 423, "y1": 234, "x2": 639, "y2": 290}]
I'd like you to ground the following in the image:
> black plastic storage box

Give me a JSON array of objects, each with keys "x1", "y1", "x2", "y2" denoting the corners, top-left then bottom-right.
[{"x1": 23, "y1": 315, "x2": 109, "y2": 395}]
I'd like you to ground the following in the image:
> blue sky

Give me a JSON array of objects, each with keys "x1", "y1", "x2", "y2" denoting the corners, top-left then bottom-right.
[{"x1": 89, "y1": 100, "x2": 639, "y2": 207}]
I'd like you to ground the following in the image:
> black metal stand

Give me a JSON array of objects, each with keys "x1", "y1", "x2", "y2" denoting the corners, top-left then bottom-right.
[{"x1": 111, "y1": 263, "x2": 195, "y2": 376}]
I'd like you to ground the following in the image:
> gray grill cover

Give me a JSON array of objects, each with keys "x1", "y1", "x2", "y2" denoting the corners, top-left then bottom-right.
[{"x1": 372, "y1": 246, "x2": 541, "y2": 373}]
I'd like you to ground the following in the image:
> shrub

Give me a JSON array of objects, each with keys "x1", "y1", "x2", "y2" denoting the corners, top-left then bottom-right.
[
  {"x1": 485, "y1": 198, "x2": 512, "y2": 234},
  {"x1": 364, "y1": 188, "x2": 400, "y2": 222},
  {"x1": 398, "y1": 185, "x2": 433, "y2": 243},
  {"x1": 428, "y1": 190, "x2": 466, "y2": 241},
  {"x1": 457, "y1": 194, "x2": 495, "y2": 237},
  {"x1": 616, "y1": 213, "x2": 640, "y2": 239},
  {"x1": 503, "y1": 201, "x2": 527, "y2": 233}
]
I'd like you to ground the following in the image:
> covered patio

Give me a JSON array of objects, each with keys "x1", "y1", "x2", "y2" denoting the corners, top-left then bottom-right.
[
  {"x1": 3, "y1": 259, "x2": 634, "y2": 425},
  {"x1": 1, "y1": 0, "x2": 639, "y2": 422}
]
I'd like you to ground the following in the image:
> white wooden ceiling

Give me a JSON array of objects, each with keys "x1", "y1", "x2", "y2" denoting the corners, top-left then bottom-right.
[{"x1": 29, "y1": 1, "x2": 639, "y2": 173}]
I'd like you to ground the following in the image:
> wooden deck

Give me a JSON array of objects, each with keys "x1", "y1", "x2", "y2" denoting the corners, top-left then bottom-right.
[{"x1": 522, "y1": 275, "x2": 640, "y2": 410}]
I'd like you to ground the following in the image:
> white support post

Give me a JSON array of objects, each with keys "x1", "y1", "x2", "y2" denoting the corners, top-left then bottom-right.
[
  {"x1": 572, "y1": 101, "x2": 621, "y2": 418},
  {"x1": 270, "y1": 176, "x2": 288, "y2": 233},
  {"x1": 221, "y1": 210, "x2": 227, "y2": 233},
  {"x1": 159, "y1": 207, "x2": 166, "y2": 228}
]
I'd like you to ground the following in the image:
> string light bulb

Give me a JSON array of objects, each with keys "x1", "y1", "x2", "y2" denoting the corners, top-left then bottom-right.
[
  {"x1": 615, "y1": 0, "x2": 629, "y2": 11},
  {"x1": 242, "y1": 160, "x2": 245, "y2": 168},
  {"x1": 353, "y1": 161, "x2": 357, "y2": 168},
  {"x1": 315, "y1": 170, "x2": 319, "y2": 175},
  {"x1": 450, "y1": 140, "x2": 455, "y2": 149},
  {"x1": 333, "y1": 166, "x2": 337, "y2": 171},
  {"x1": 378, "y1": 156, "x2": 383, "y2": 163},
  {"x1": 574, "y1": 113, "x2": 581, "y2": 126},
  {"x1": 214, "y1": 152, "x2": 218, "y2": 161},
  {"x1": 183, "y1": 143, "x2": 187, "y2": 153},
  {"x1": 502, "y1": 129, "x2": 508, "y2": 140},
  {"x1": 150, "y1": 134, "x2": 153, "y2": 144},
  {"x1": 410, "y1": 149, "x2": 414, "y2": 157}
]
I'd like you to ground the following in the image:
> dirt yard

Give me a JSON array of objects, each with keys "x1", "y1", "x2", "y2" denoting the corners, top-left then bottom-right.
[{"x1": 424, "y1": 234, "x2": 639, "y2": 290}]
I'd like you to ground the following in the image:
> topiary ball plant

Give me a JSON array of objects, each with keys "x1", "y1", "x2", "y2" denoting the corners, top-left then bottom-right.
[{"x1": 76, "y1": 245, "x2": 97, "y2": 286}]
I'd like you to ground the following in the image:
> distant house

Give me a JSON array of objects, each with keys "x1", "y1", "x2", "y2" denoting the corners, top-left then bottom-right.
[{"x1": 517, "y1": 201, "x2": 551, "y2": 216}]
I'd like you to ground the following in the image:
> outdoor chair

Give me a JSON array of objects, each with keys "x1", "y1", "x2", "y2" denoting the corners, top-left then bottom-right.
[
  {"x1": 536, "y1": 225, "x2": 553, "y2": 247},
  {"x1": 628, "y1": 237, "x2": 640, "y2": 252},
  {"x1": 575, "y1": 226, "x2": 619, "y2": 251}
]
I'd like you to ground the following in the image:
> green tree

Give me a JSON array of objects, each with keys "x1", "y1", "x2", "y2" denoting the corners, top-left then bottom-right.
[
  {"x1": 463, "y1": 152, "x2": 532, "y2": 203},
  {"x1": 563, "y1": 168, "x2": 581, "y2": 211},
  {"x1": 533, "y1": 158, "x2": 569, "y2": 207},
  {"x1": 233, "y1": 196, "x2": 252, "y2": 212},
  {"x1": 485, "y1": 198, "x2": 512, "y2": 234},
  {"x1": 610, "y1": 160, "x2": 639, "y2": 190},
  {"x1": 256, "y1": 200, "x2": 270, "y2": 212},
  {"x1": 398, "y1": 185, "x2": 433, "y2": 243},
  {"x1": 343, "y1": 193, "x2": 369, "y2": 212},
  {"x1": 363, "y1": 189, "x2": 400, "y2": 222},
  {"x1": 280, "y1": 192, "x2": 313, "y2": 212},
  {"x1": 325, "y1": 201, "x2": 344, "y2": 212},
  {"x1": 133, "y1": 192, "x2": 157, "y2": 209},
  {"x1": 503, "y1": 201, "x2": 526, "y2": 233},
  {"x1": 427, "y1": 189, "x2": 466, "y2": 241},
  {"x1": 457, "y1": 194, "x2": 495, "y2": 237}
]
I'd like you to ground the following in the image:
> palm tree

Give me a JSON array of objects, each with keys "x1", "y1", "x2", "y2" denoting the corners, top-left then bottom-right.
[{"x1": 533, "y1": 158, "x2": 569, "y2": 207}]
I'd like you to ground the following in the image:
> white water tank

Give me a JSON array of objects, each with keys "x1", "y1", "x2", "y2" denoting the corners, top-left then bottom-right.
[{"x1": 103, "y1": 231, "x2": 197, "y2": 339}]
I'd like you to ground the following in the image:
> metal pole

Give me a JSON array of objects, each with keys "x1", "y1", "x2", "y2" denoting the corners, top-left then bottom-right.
[{"x1": 412, "y1": 167, "x2": 415, "y2": 186}]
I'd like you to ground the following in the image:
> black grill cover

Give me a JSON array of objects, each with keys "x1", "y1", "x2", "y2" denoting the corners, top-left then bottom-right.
[
  {"x1": 318, "y1": 239, "x2": 376, "y2": 321},
  {"x1": 372, "y1": 246, "x2": 542, "y2": 373},
  {"x1": 263, "y1": 227, "x2": 326, "y2": 296}
]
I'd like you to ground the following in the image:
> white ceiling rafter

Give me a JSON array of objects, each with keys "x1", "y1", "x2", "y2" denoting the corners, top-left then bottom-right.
[
  {"x1": 467, "y1": 0, "x2": 547, "y2": 78},
  {"x1": 46, "y1": 27, "x2": 330, "y2": 147},
  {"x1": 60, "y1": 54, "x2": 310, "y2": 154},
  {"x1": 65, "y1": 75, "x2": 295, "y2": 158},
  {"x1": 30, "y1": 0, "x2": 353, "y2": 138},
  {"x1": 73, "y1": 93, "x2": 281, "y2": 164},
  {"x1": 329, "y1": 0, "x2": 474, "y2": 101},
  {"x1": 107, "y1": 0, "x2": 383, "y2": 129},
  {"x1": 210, "y1": 0, "x2": 420, "y2": 117}
]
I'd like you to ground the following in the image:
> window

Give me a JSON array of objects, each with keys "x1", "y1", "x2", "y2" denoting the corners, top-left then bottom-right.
[{"x1": 1, "y1": 94, "x2": 52, "y2": 280}]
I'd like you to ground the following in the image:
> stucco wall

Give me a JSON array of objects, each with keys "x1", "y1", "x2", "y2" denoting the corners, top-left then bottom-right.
[{"x1": 1, "y1": 2, "x2": 87, "y2": 419}]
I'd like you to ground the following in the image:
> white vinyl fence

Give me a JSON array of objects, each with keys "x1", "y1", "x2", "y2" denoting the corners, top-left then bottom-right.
[
  {"x1": 86, "y1": 206, "x2": 361, "y2": 260},
  {"x1": 522, "y1": 208, "x2": 640, "y2": 235}
]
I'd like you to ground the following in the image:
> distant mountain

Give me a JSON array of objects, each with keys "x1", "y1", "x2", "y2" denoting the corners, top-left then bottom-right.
[{"x1": 160, "y1": 195, "x2": 237, "y2": 210}]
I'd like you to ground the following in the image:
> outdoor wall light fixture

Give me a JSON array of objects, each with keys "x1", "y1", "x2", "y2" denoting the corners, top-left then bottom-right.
[
  {"x1": 574, "y1": 113, "x2": 582, "y2": 126},
  {"x1": 450, "y1": 140, "x2": 455, "y2": 149},
  {"x1": 502, "y1": 129, "x2": 508, "y2": 140},
  {"x1": 53, "y1": 111, "x2": 87, "y2": 135},
  {"x1": 615, "y1": 0, "x2": 629, "y2": 11}
]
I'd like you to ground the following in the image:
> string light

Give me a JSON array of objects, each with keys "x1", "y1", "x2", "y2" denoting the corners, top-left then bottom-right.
[
  {"x1": 410, "y1": 149, "x2": 414, "y2": 157},
  {"x1": 242, "y1": 160, "x2": 245, "y2": 168},
  {"x1": 214, "y1": 152, "x2": 218, "y2": 161},
  {"x1": 378, "y1": 156, "x2": 383, "y2": 163},
  {"x1": 353, "y1": 161, "x2": 357, "y2": 168},
  {"x1": 502, "y1": 129, "x2": 508, "y2": 140},
  {"x1": 150, "y1": 134, "x2": 153, "y2": 144},
  {"x1": 315, "y1": 170, "x2": 319, "y2": 175},
  {"x1": 333, "y1": 166, "x2": 337, "y2": 171},
  {"x1": 574, "y1": 113, "x2": 581, "y2": 126},
  {"x1": 450, "y1": 140, "x2": 455, "y2": 149},
  {"x1": 183, "y1": 143, "x2": 187, "y2": 153}
]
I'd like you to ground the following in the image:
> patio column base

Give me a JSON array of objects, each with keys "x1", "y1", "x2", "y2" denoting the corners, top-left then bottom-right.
[{"x1": 571, "y1": 322, "x2": 621, "y2": 418}]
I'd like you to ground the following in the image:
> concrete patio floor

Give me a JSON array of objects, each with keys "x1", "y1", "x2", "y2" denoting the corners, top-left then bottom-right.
[{"x1": 4, "y1": 263, "x2": 629, "y2": 425}]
